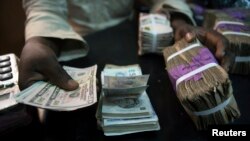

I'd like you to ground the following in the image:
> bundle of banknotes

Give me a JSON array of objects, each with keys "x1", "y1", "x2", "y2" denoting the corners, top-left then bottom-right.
[
  {"x1": 14, "y1": 65, "x2": 97, "y2": 111},
  {"x1": 96, "y1": 64, "x2": 160, "y2": 136},
  {"x1": 163, "y1": 39, "x2": 241, "y2": 129},
  {"x1": 203, "y1": 8, "x2": 250, "y2": 75},
  {"x1": 138, "y1": 13, "x2": 173, "y2": 55}
]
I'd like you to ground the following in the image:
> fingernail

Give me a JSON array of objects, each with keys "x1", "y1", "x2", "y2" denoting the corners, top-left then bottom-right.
[{"x1": 185, "y1": 33, "x2": 193, "y2": 41}]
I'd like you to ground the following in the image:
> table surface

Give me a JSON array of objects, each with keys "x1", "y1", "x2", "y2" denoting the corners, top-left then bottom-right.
[{"x1": 3, "y1": 19, "x2": 250, "y2": 141}]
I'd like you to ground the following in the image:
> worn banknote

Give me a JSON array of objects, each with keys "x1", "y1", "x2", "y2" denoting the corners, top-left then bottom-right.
[{"x1": 15, "y1": 65, "x2": 97, "y2": 111}]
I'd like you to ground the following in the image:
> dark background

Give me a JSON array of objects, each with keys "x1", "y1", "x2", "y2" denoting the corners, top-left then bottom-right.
[
  {"x1": 0, "y1": 1, "x2": 249, "y2": 141},
  {"x1": 0, "y1": 0, "x2": 25, "y2": 56}
]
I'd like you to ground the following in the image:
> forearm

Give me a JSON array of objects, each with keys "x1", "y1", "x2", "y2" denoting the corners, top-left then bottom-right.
[
  {"x1": 25, "y1": 37, "x2": 63, "y2": 57},
  {"x1": 23, "y1": 0, "x2": 88, "y2": 61}
]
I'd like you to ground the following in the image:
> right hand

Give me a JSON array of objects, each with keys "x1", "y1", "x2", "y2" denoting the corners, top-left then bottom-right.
[
  {"x1": 173, "y1": 23, "x2": 234, "y2": 72},
  {"x1": 18, "y1": 37, "x2": 79, "y2": 90}
]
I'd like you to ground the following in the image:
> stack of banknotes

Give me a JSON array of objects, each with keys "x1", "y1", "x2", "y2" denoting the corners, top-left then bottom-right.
[
  {"x1": 163, "y1": 39, "x2": 240, "y2": 129},
  {"x1": 14, "y1": 65, "x2": 97, "y2": 111},
  {"x1": 138, "y1": 13, "x2": 173, "y2": 55},
  {"x1": 96, "y1": 64, "x2": 160, "y2": 136},
  {"x1": 203, "y1": 8, "x2": 250, "y2": 74}
]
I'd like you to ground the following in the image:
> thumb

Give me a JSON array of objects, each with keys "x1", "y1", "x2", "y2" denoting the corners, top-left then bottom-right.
[
  {"x1": 184, "y1": 32, "x2": 196, "y2": 42},
  {"x1": 45, "y1": 64, "x2": 79, "y2": 91}
]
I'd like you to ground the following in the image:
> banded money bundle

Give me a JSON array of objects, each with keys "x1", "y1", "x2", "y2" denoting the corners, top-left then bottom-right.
[
  {"x1": 203, "y1": 8, "x2": 250, "y2": 75},
  {"x1": 96, "y1": 64, "x2": 160, "y2": 136},
  {"x1": 14, "y1": 65, "x2": 97, "y2": 111},
  {"x1": 103, "y1": 75, "x2": 149, "y2": 99},
  {"x1": 163, "y1": 39, "x2": 241, "y2": 129},
  {"x1": 138, "y1": 13, "x2": 173, "y2": 55}
]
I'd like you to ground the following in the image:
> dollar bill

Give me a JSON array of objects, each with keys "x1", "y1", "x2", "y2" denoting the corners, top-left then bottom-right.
[{"x1": 14, "y1": 65, "x2": 97, "y2": 111}]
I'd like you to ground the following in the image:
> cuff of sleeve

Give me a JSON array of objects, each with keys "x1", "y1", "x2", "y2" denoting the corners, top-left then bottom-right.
[
  {"x1": 25, "y1": 25, "x2": 89, "y2": 62},
  {"x1": 58, "y1": 39, "x2": 89, "y2": 62},
  {"x1": 150, "y1": 0, "x2": 196, "y2": 26}
]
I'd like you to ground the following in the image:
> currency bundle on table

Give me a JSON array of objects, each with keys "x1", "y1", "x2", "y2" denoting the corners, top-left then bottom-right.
[
  {"x1": 163, "y1": 39, "x2": 241, "y2": 129},
  {"x1": 138, "y1": 13, "x2": 173, "y2": 55},
  {"x1": 14, "y1": 65, "x2": 97, "y2": 111},
  {"x1": 96, "y1": 64, "x2": 160, "y2": 136},
  {"x1": 203, "y1": 8, "x2": 250, "y2": 74}
]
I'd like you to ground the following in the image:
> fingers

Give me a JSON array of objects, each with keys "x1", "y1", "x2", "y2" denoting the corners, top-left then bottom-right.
[
  {"x1": 18, "y1": 71, "x2": 45, "y2": 90},
  {"x1": 184, "y1": 32, "x2": 196, "y2": 42},
  {"x1": 220, "y1": 50, "x2": 235, "y2": 72},
  {"x1": 18, "y1": 59, "x2": 79, "y2": 91},
  {"x1": 18, "y1": 53, "x2": 45, "y2": 90},
  {"x1": 174, "y1": 24, "x2": 194, "y2": 41},
  {"x1": 19, "y1": 37, "x2": 79, "y2": 91},
  {"x1": 43, "y1": 63, "x2": 79, "y2": 91},
  {"x1": 183, "y1": 27, "x2": 233, "y2": 72},
  {"x1": 195, "y1": 29, "x2": 228, "y2": 61}
]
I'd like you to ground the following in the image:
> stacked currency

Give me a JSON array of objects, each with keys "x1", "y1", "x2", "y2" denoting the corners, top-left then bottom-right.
[
  {"x1": 163, "y1": 39, "x2": 241, "y2": 129},
  {"x1": 138, "y1": 13, "x2": 173, "y2": 55},
  {"x1": 102, "y1": 75, "x2": 149, "y2": 99},
  {"x1": 14, "y1": 65, "x2": 97, "y2": 111},
  {"x1": 203, "y1": 8, "x2": 250, "y2": 74},
  {"x1": 96, "y1": 64, "x2": 160, "y2": 136}
]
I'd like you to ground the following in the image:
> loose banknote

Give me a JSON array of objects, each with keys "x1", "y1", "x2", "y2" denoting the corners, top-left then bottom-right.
[{"x1": 14, "y1": 65, "x2": 97, "y2": 111}]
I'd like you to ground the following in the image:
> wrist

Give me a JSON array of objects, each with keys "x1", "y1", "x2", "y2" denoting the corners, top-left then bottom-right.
[
  {"x1": 26, "y1": 37, "x2": 61, "y2": 56},
  {"x1": 171, "y1": 19, "x2": 189, "y2": 30},
  {"x1": 170, "y1": 12, "x2": 193, "y2": 30}
]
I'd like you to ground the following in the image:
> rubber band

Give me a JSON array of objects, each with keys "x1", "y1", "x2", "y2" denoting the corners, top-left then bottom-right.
[
  {"x1": 167, "y1": 42, "x2": 201, "y2": 62},
  {"x1": 193, "y1": 96, "x2": 232, "y2": 116},
  {"x1": 235, "y1": 56, "x2": 250, "y2": 62},
  {"x1": 213, "y1": 21, "x2": 244, "y2": 30},
  {"x1": 176, "y1": 63, "x2": 218, "y2": 88}
]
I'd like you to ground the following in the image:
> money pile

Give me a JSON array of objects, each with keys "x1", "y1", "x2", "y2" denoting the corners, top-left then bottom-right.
[
  {"x1": 102, "y1": 75, "x2": 149, "y2": 99},
  {"x1": 14, "y1": 65, "x2": 97, "y2": 111},
  {"x1": 138, "y1": 13, "x2": 173, "y2": 55},
  {"x1": 96, "y1": 64, "x2": 160, "y2": 136},
  {"x1": 203, "y1": 8, "x2": 250, "y2": 74},
  {"x1": 163, "y1": 39, "x2": 241, "y2": 129}
]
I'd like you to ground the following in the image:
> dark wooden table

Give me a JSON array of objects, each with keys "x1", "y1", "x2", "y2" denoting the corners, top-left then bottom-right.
[{"x1": 2, "y1": 19, "x2": 250, "y2": 141}]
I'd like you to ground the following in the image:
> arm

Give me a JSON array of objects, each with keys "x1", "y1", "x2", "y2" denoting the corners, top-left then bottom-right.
[
  {"x1": 147, "y1": 0, "x2": 233, "y2": 71},
  {"x1": 19, "y1": 0, "x2": 86, "y2": 90}
]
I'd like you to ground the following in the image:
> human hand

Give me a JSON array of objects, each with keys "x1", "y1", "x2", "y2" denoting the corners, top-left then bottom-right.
[
  {"x1": 173, "y1": 23, "x2": 234, "y2": 72},
  {"x1": 18, "y1": 37, "x2": 79, "y2": 90}
]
